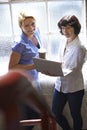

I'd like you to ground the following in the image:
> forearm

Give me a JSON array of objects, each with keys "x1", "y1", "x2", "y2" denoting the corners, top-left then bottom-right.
[{"x1": 9, "y1": 64, "x2": 35, "y2": 71}]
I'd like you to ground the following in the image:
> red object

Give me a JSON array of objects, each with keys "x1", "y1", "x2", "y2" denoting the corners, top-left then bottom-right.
[{"x1": 0, "y1": 70, "x2": 57, "y2": 130}]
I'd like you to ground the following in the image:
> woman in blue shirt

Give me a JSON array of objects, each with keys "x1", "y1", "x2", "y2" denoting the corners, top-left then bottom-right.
[
  {"x1": 8, "y1": 12, "x2": 43, "y2": 130},
  {"x1": 9, "y1": 12, "x2": 42, "y2": 83}
]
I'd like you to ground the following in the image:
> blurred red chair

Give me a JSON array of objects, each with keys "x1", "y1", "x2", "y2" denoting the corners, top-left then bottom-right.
[{"x1": 0, "y1": 70, "x2": 57, "y2": 130}]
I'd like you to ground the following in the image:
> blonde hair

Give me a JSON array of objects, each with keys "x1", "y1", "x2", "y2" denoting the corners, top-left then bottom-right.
[{"x1": 18, "y1": 12, "x2": 36, "y2": 28}]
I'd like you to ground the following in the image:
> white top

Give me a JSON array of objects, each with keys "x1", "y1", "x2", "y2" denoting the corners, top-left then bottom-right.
[{"x1": 55, "y1": 36, "x2": 86, "y2": 93}]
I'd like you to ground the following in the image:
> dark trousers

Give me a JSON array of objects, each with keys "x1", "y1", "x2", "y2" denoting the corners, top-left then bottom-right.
[{"x1": 52, "y1": 89, "x2": 84, "y2": 130}]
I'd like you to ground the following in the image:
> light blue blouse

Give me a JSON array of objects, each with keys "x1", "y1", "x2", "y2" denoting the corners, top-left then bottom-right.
[
  {"x1": 12, "y1": 28, "x2": 42, "y2": 83},
  {"x1": 55, "y1": 36, "x2": 86, "y2": 93}
]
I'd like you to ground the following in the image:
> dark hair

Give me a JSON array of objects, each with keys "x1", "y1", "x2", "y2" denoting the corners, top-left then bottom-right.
[{"x1": 57, "y1": 15, "x2": 81, "y2": 35}]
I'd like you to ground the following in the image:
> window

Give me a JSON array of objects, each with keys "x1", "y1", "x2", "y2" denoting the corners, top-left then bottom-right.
[{"x1": 0, "y1": 0, "x2": 86, "y2": 75}]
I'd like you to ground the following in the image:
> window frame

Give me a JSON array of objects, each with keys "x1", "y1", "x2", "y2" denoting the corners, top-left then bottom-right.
[{"x1": 0, "y1": 0, "x2": 86, "y2": 58}]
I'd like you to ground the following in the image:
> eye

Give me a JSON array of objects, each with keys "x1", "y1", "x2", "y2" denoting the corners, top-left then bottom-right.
[
  {"x1": 31, "y1": 22, "x2": 35, "y2": 26},
  {"x1": 61, "y1": 27, "x2": 65, "y2": 30}
]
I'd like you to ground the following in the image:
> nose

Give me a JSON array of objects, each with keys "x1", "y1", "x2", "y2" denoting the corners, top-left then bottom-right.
[
  {"x1": 28, "y1": 25, "x2": 33, "y2": 29},
  {"x1": 62, "y1": 28, "x2": 68, "y2": 35}
]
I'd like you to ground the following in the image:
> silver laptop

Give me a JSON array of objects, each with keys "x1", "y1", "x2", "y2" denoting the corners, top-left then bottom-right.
[{"x1": 33, "y1": 57, "x2": 63, "y2": 76}]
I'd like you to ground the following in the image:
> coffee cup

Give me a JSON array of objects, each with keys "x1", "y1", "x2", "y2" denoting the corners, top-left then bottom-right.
[{"x1": 38, "y1": 48, "x2": 46, "y2": 59}]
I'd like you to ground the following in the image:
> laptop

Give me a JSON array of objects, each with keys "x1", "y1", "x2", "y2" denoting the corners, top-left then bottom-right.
[{"x1": 33, "y1": 57, "x2": 63, "y2": 76}]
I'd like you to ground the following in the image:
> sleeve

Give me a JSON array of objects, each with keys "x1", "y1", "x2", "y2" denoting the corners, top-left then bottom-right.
[
  {"x1": 77, "y1": 45, "x2": 86, "y2": 68},
  {"x1": 12, "y1": 42, "x2": 25, "y2": 54}
]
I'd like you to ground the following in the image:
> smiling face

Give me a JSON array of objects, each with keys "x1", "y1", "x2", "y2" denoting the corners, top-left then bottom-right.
[
  {"x1": 61, "y1": 25, "x2": 76, "y2": 39},
  {"x1": 61, "y1": 24, "x2": 77, "y2": 43},
  {"x1": 21, "y1": 17, "x2": 36, "y2": 37},
  {"x1": 58, "y1": 15, "x2": 81, "y2": 38}
]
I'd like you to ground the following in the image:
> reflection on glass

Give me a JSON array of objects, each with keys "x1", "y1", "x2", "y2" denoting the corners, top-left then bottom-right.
[
  {"x1": 47, "y1": 0, "x2": 83, "y2": 59},
  {"x1": 47, "y1": 33, "x2": 63, "y2": 60},
  {"x1": 48, "y1": 1, "x2": 82, "y2": 32},
  {"x1": 0, "y1": 0, "x2": 8, "y2": 2},
  {"x1": 0, "y1": 4, "x2": 12, "y2": 35},
  {"x1": 0, "y1": 4, "x2": 12, "y2": 72},
  {"x1": 0, "y1": 0, "x2": 84, "y2": 75}
]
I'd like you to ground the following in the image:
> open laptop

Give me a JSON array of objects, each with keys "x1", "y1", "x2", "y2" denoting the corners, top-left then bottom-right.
[{"x1": 33, "y1": 57, "x2": 63, "y2": 76}]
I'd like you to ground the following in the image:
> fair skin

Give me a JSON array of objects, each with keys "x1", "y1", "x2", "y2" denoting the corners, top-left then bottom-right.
[
  {"x1": 9, "y1": 17, "x2": 38, "y2": 70},
  {"x1": 61, "y1": 25, "x2": 76, "y2": 44},
  {"x1": 44, "y1": 25, "x2": 77, "y2": 76}
]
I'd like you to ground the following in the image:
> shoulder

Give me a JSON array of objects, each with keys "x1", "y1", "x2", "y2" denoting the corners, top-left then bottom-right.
[
  {"x1": 14, "y1": 34, "x2": 26, "y2": 44},
  {"x1": 12, "y1": 38, "x2": 26, "y2": 54},
  {"x1": 75, "y1": 44, "x2": 87, "y2": 61},
  {"x1": 74, "y1": 37, "x2": 86, "y2": 51},
  {"x1": 75, "y1": 44, "x2": 86, "y2": 55},
  {"x1": 77, "y1": 40, "x2": 86, "y2": 53},
  {"x1": 12, "y1": 34, "x2": 28, "y2": 48}
]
